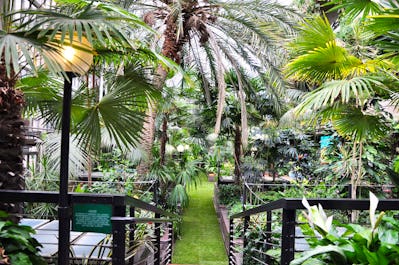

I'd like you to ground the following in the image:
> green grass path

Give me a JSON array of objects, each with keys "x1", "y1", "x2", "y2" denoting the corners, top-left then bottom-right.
[{"x1": 172, "y1": 181, "x2": 228, "y2": 265}]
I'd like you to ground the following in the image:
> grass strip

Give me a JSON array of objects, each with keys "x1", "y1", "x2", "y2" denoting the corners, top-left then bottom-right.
[{"x1": 172, "y1": 181, "x2": 228, "y2": 265}]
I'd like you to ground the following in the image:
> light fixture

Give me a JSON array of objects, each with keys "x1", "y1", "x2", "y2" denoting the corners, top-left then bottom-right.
[
  {"x1": 56, "y1": 33, "x2": 93, "y2": 265},
  {"x1": 56, "y1": 33, "x2": 93, "y2": 75}
]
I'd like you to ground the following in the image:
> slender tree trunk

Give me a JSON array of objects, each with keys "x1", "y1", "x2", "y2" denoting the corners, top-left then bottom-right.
[
  {"x1": 234, "y1": 124, "x2": 242, "y2": 185},
  {"x1": 351, "y1": 141, "x2": 357, "y2": 200},
  {"x1": 160, "y1": 113, "x2": 169, "y2": 165},
  {"x1": 351, "y1": 141, "x2": 358, "y2": 222}
]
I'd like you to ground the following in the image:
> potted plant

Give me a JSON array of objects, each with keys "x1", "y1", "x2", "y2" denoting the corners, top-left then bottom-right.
[{"x1": 205, "y1": 154, "x2": 219, "y2": 181}]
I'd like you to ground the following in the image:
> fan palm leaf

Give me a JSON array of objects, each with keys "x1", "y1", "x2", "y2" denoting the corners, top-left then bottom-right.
[
  {"x1": 289, "y1": 16, "x2": 336, "y2": 56},
  {"x1": 20, "y1": 67, "x2": 160, "y2": 151},
  {"x1": 331, "y1": 106, "x2": 388, "y2": 142},
  {"x1": 286, "y1": 41, "x2": 363, "y2": 83},
  {"x1": 295, "y1": 76, "x2": 385, "y2": 114},
  {"x1": 76, "y1": 74, "x2": 159, "y2": 150},
  {"x1": 42, "y1": 132, "x2": 89, "y2": 178},
  {"x1": 326, "y1": 0, "x2": 382, "y2": 21}
]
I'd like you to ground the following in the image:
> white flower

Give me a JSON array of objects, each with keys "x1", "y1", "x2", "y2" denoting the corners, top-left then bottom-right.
[{"x1": 302, "y1": 197, "x2": 333, "y2": 234}]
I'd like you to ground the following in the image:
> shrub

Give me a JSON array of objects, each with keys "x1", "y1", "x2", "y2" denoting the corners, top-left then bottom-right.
[
  {"x1": 218, "y1": 184, "x2": 241, "y2": 206},
  {"x1": 0, "y1": 211, "x2": 46, "y2": 265}
]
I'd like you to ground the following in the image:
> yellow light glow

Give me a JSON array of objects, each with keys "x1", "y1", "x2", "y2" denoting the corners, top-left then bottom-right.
[{"x1": 63, "y1": 46, "x2": 76, "y2": 62}]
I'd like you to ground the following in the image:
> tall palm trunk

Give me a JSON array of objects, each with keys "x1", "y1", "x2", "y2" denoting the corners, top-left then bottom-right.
[
  {"x1": 234, "y1": 124, "x2": 242, "y2": 185},
  {"x1": 136, "y1": 66, "x2": 168, "y2": 176},
  {"x1": 136, "y1": 16, "x2": 182, "y2": 176},
  {"x1": 0, "y1": 60, "x2": 25, "y2": 221}
]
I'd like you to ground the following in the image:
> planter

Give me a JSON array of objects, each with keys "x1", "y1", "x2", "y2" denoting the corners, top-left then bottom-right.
[{"x1": 208, "y1": 172, "x2": 216, "y2": 182}]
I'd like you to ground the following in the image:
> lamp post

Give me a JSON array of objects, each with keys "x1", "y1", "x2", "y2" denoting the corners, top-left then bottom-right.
[{"x1": 57, "y1": 35, "x2": 93, "y2": 265}]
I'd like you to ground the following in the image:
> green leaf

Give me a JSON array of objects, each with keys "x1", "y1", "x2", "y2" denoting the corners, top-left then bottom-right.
[
  {"x1": 290, "y1": 245, "x2": 347, "y2": 265},
  {"x1": 9, "y1": 252, "x2": 32, "y2": 265},
  {"x1": 326, "y1": 0, "x2": 382, "y2": 21},
  {"x1": 331, "y1": 106, "x2": 388, "y2": 142}
]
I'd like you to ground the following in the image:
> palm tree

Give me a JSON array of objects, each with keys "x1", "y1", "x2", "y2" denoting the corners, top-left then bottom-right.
[
  {"x1": 0, "y1": 0, "x2": 158, "y2": 216},
  {"x1": 285, "y1": 15, "x2": 393, "y2": 203},
  {"x1": 122, "y1": 0, "x2": 299, "y2": 174}
]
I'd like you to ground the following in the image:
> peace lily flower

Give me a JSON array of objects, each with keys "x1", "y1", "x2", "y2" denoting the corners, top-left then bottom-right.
[
  {"x1": 302, "y1": 197, "x2": 333, "y2": 236},
  {"x1": 369, "y1": 191, "x2": 385, "y2": 234}
]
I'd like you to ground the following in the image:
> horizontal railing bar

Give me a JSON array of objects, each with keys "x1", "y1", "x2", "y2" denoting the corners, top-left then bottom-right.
[
  {"x1": 0, "y1": 190, "x2": 177, "y2": 217},
  {"x1": 245, "y1": 183, "x2": 395, "y2": 188},
  {"x1": 231, "y1": 198, "x2": 399, "y2": 219},
  {"x1": 125, "y1": 197, "x2": 178, "y2": 218},
  {"x1": 0, "y1": 190, "x2": 59, "y2": 203},
  {"x1": 69, "y1": 257, "x2": 111, "y2": 261},
  {"x1": 251, "y1": 256, "x2": 269, "y2": 265},
  {"x1": 111, "y1": 217, "x2": 177, "y2": 224},
  {"x1": 250, "y1": 248, "x2": 267, "y2": 254}
]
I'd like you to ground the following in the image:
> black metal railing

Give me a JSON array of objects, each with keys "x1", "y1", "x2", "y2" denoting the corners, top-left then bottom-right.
[
  {"x1": 0, "y1": 190, "x2": 178, "y2": 265},
  {"x1": 242, "y1": 182, "x2": 397, "y2": 208},
  {"x1": 229, "y1": 198, "x2": 399, "y2": 265}
]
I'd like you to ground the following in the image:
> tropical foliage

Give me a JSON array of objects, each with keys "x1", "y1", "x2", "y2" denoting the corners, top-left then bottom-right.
[
  {"x1": 0, "y1": 211, "x2": 46, "y2": 265},
  {"x1": 124, "y1": 0, "x2": 299, "y2": 173},
  {"x1": 292, "y1": 193, "x2": 399, "y2": 265}
]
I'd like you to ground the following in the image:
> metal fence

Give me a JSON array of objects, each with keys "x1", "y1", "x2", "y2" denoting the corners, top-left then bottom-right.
[
  {"x1": 242, "y1": 182, "x2": 397, "y2": 208},
  {"x1": 229, "y1": 198, "x2": 399, "y2": 265},
  {"x1": 0, "y1": 190, "x2": 177, "y2": 265}
]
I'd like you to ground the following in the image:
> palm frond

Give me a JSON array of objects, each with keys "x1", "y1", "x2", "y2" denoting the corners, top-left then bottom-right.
[
  {"x1": 76, "y1": 69, "x2": 160, "y2": 150},
  {"x1": 331, "y1": 106, "x2": 388, "y2": 142},
  {"x1": 1, "y1": 0, "x2": 155, "y2": 77},
  {"x1": 42, "y1": 132, "x2": 89, "y2": 178},
  {"x1": 286, "y1": 41, "x2": 362, "y2": 83},
  {"x1": 296, "y1": 76, "x2": 384, "y2": 114},
  {"x1": 326, "y1": 0, "x2": 383, "y2": 21},
  {"x1": 289, "y1": 16, "x2": 335, "y2": 56}
]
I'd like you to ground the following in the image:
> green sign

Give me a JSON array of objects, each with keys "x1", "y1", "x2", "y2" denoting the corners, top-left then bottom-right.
[{"x1": 72, "y1": 203, "x2": 112, "y2": 234}]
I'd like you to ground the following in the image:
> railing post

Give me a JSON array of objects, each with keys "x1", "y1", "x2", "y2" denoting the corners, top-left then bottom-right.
[
  {"x1": 154, "y1": 180, "x2": 159, "y2": 206},
  {"x1": 229, "y1": 218, "x2": 234, "y2": 264},
  {"x1": 348, "y1": 184, "x2": 352, "y2": 222},
  {"x1": 113, "y1": 200, "x2": 126, "y2": 265},
  {"x1": 242, "y1": 183, "x2": 247, "y2": 211},
  {"x1": 243, "y1": 216, "x2": 249, "y2": 248},
  {"x1": 348, "y1": 184, "x2": 352, "y2": 199},
  {"x1": 128, "y1": 206, "x2": 135, "y2": 265},
  {"x1": 167, "y1": 222, "x2": 173, "y2": 264},
  {"x1": 112, "y1": 219, "x2": 126, "y2": 265},
  {"x1": 265, "y1": 210, "x2": 272, "y2": 263},
  {"x1": 281, "y1": 209, "x2": 296, "y2": 265},
  {"x1": 154, "y1": 213, "x2": 161, "y2": 265},
  {"x1": 243, "y1": 215, "x2": 250, "y2": 262}
]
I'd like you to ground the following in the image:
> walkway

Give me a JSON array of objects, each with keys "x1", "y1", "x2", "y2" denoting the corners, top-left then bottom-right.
[{"x1": 172, "y1": 181, "x2": 228, "y2": 265}]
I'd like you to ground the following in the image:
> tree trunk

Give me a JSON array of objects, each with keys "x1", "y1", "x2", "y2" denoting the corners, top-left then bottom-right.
[
  {"x1": 234, "y1": 124, "x2": 242, "y2": 185},
  {"x1": 160, "y1": 113, "x2": 169, "y2": 166},
  {"x1": 0, "y1": 85, "x2": 25, "y2": 221},
  {"x1": 136, "y1": 15, "x2": 179, "y2": 176}
]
